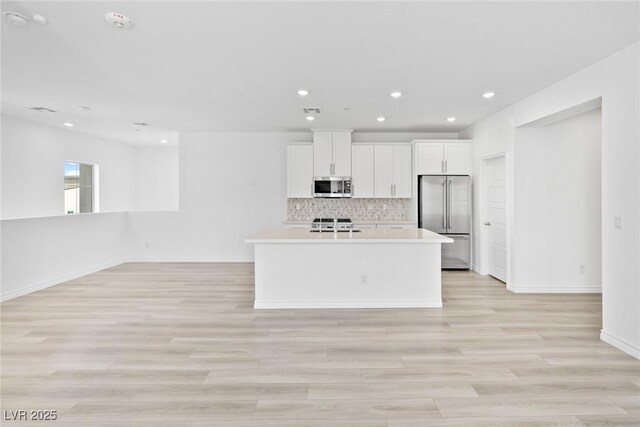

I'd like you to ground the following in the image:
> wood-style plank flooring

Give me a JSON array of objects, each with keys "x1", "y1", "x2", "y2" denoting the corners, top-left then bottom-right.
[{"x1": 1, "y1": 263, "x2": 639, "y2": 426}]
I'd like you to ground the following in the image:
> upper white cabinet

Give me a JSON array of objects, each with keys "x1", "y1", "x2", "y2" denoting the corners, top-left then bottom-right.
[
  {"x1": 287, "y1": 145, "x2": 313, "y2": 198},
  {"x1": 374, "y1": 145, "x2": 412, "y2": 198},
  {"x1": 415, "y1": 141, "x2": 470, "y2": 175},
  {"x1": 313, "y1": 131, "x2": 352, "y2": 176},
  {"x1": 351, "y1": 145, "x2": 374, "y2": 198}
]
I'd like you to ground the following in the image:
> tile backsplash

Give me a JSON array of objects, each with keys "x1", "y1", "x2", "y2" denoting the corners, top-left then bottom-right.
[{"x1": 287, "y1": 198, "x2": 410, "y2": 222}]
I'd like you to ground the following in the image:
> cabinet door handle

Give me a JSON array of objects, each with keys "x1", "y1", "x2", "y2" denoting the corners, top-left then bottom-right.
[
  {"x1": 445, "y1": 160, "x2": 448, "y2": 173},
  {"x1": 441, "y1": 160, "x2": 444, "y2": 174}
]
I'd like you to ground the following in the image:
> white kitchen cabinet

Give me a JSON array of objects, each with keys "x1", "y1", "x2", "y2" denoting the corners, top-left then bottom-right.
[
  {"x1": 313, "y1": 131, "x2": 352, "y2": 177},
  {"x1": 415, "y1": 141, "x2": 470, "y2": 175},
  {"x1": 332, "y1": 132, "x2": 352, "y2": 176},
  {"x1": 374, "y1": 145, "x2": 412, "y2": 198},
  {"x1": 392, "y1": 145, "x2": 412, "y2": 197},
  {"x1": 287, "y1": 145, "x2": 313, "y2": 198},
  {"x1": 351, "y1": 145, "x2": 374, "y2": 198},
  {"x1": 374, "y1": 146, "x2": 393, "y2": 198},
  {"x1": 443, "y1": 143, "x2": 470, "y2": 175}
]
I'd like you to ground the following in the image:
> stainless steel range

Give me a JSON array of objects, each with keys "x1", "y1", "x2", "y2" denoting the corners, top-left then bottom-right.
[{"x1": 311, "y1": 218, "x2": 354, "y2": 232}]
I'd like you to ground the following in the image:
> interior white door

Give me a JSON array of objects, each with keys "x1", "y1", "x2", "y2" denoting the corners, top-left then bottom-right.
[
  {"x1": 392, "y1": 146, "x2": 412, "y2": 198},
  {"x1": 313, "y1": 131, "x2": 333, "y2": 176},
  {"x1": 351, "y1": 145, "x2": 374, "y2": 198},
  {"x1": 332, "y1": 132, "x2": 352, "y2": 176},
  {"x1": 374, "y1": 146, "x2": 393, "y2": 198},
  {"x1": 485, "y1": 155, "x2": 507, "y2": 282}
]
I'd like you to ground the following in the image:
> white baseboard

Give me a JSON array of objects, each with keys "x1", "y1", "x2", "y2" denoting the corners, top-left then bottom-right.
[
  {"x1": 130, "y1": 257, "x2": 254, "y2": 263},
  {"x1": 254, "y1": 300, "x2": 443, "y2": 309},
  {"x1": 507, "y1": 282, "x2": 601, "y2": 294},
  {"x1": 1, "y1": 259, "x2": 127, "y2": 302},
  {"x1": 601, "y1": 330, "x2": 640, "y2": 359}
]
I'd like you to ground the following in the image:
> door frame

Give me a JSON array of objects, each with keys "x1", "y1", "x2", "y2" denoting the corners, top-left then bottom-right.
[{"x1": 481, "y1": 152, "x2": 509, "y2": 283}]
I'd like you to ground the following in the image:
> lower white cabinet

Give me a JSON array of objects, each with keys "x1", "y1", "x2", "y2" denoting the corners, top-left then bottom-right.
[{"x1": 287, "y1": 145, "x2": 313, "y2": 198}]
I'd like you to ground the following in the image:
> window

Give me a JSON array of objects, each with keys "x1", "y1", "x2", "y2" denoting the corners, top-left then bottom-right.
[{"x1": 64, "y1": 161, "x2": 95, "y2": 214}]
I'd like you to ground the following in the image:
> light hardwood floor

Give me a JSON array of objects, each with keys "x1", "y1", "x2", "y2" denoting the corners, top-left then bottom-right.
[{"x1": 1, "y1": 263, "x2": 639, "y2": 426}]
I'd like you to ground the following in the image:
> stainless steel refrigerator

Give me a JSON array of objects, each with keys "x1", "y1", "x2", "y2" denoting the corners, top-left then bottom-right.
[{"x1": 419, "y1": 175, "x2": 471, "y2": 269}]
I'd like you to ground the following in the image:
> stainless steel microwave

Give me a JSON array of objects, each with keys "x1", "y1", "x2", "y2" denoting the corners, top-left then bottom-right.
[{"x1": 313, "y1": 177, "x2": 352, "y2": 198}]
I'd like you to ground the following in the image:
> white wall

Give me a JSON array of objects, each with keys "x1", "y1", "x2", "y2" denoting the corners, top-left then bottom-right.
[
  {"x1": 514, "y1": 108, "x2": 602, "y2": 292},
  {"x1": 1, "y1": 115, "x2": 137, "y2": 219},
  {"x1": 135, "y1": 146, "x2": 179, "y2": 212},
  {"x1": 461, "y1": 42, "x2": 639, "y2": 358},
  {"x1": 127, "y1": 132, "x2": 310, "y2": 261},
  {"x1": 0, "y1": 116, "x2": 179, "y2": 300},
  {"x1": 1, "y1": 212, "x2": 133, "y2": 300}
]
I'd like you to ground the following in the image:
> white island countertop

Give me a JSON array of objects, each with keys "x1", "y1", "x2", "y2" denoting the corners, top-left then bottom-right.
[{"x1": 246, "y1": 227, "x2": 453, "y2": 244}]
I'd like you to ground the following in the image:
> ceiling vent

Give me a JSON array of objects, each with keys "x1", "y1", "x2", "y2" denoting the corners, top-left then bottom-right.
[
  {"x1": 303, "y1": 108, "x2": 321, "y2": 114},
  {"x1": 133, "y1": 122, "x2": 150, "y2": 127},
  {"x1": 2, "y1": 11, "x2": 29, "y2": 27},
  {"x1": 30, "y1": 107, "x2": 56, "y2": 113}
]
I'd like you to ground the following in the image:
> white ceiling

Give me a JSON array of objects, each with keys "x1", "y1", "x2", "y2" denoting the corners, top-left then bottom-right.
[{"x1": 2, "y1": 1, "x2": 639, "y2": 145}]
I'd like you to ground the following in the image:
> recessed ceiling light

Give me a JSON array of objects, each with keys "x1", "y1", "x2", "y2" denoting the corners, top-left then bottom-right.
[
  {"x1": 390, "y1": 91, "x2": 402, "y2": 98},
  {"x1": 63, "y1": 122, "x2": 75, "y2": 127},
  {"x1": 297, "y1": 89, "x2": 309, "y2": 96},
  {"x1": 446, "y1": 117, "x2": 456, "y2": 122},
  {"x1": 77, "y1": 105, "x2": 91, "y2": 110},
  {"x1": 306, "y1": 116, "x2": 315, "y2": 121},
  {"x1": 482, "y1": 92, "x2": 495, "y2": 98},
  {"x1": 377, "y1": 117, "x2": 386, "y2": 122},
  {"x1": 32, "y1": 14, "x2": 47, "y2": 25},
  {"x1": 160, "y1": 139, "x2": 168, "y2": 144}
]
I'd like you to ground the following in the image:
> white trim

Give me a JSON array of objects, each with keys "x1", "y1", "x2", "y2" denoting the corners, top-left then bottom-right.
[
  {"x1": 1, "y1": 259, "x2": 127, "y2": 302},
  {"x1": 600, "y1": 330, "x2": 640, "y2": 359},
  {"x1": 255, "y1": 299, "x2": 442, "y2": 309},
  {"x1": 507, "y1": 283, "x2": 601, "y2": 294},
  {"x1": 131, "y1": 257, "x2": 254, "y2": 263}
]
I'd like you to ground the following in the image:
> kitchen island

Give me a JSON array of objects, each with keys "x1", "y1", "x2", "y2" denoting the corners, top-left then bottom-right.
[{"x1": 245, "y1": 228, "x2": 452, "y2": 309}]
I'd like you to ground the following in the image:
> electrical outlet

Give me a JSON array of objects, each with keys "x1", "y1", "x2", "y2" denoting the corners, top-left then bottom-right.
[
  {"x1": 360, "y1": 275, "x2": 368, "y2": 285},
  {"x1": 579, "y1": 264, "x2": 585, "y2": 274},
  {"x1": 614, "y1": 216, "x2": 623, "y2": 229}
]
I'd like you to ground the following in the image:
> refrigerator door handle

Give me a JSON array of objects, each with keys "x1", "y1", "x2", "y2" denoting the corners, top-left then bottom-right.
[
  {"x1": 442, "y1": 179, "x2": 446, "y2": 229},
  {"x1": 447, "y1": 178, "x2": 452, "y2": 230}
]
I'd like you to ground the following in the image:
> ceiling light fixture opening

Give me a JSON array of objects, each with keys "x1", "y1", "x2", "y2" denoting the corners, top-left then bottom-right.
[
  {"x1": 306, "y1": 116, "x2": 315, "y2": 121},
  {"x1": 104, "y1": 12, "x2": 133, "y2": 30},
  {"x1": 297, "y1": 89, "x2": 309, "y2": 96},
  {"x1": 390, "y1": 91, "x2": 402, "y2": 98},
  {"x1": 446, "y1": 117, "x2": 456, "y2": 122},
  {"x1": 482, "y1": 92, "x2": 495, "y2": 98},
  {"x1": 32, "y1": 14, "x2": 47, "y2": 24},
  {"x1": 63, "y1": 122, "x2": 75, "y2": 127},
  {"x1": 377, "y1": 117, "x2": 386, "y2": 122},
  {"x1": 160, "y1": 139, "x2": 168, "y2": 144}
]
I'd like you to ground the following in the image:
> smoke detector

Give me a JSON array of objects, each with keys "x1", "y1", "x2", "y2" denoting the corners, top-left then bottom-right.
[
  {"x1": 104, "y1": 12, "x2": 133, "y2": 30},
  {"x1": 3, "y1": 11, "x2": 29, "y2": 27}
]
